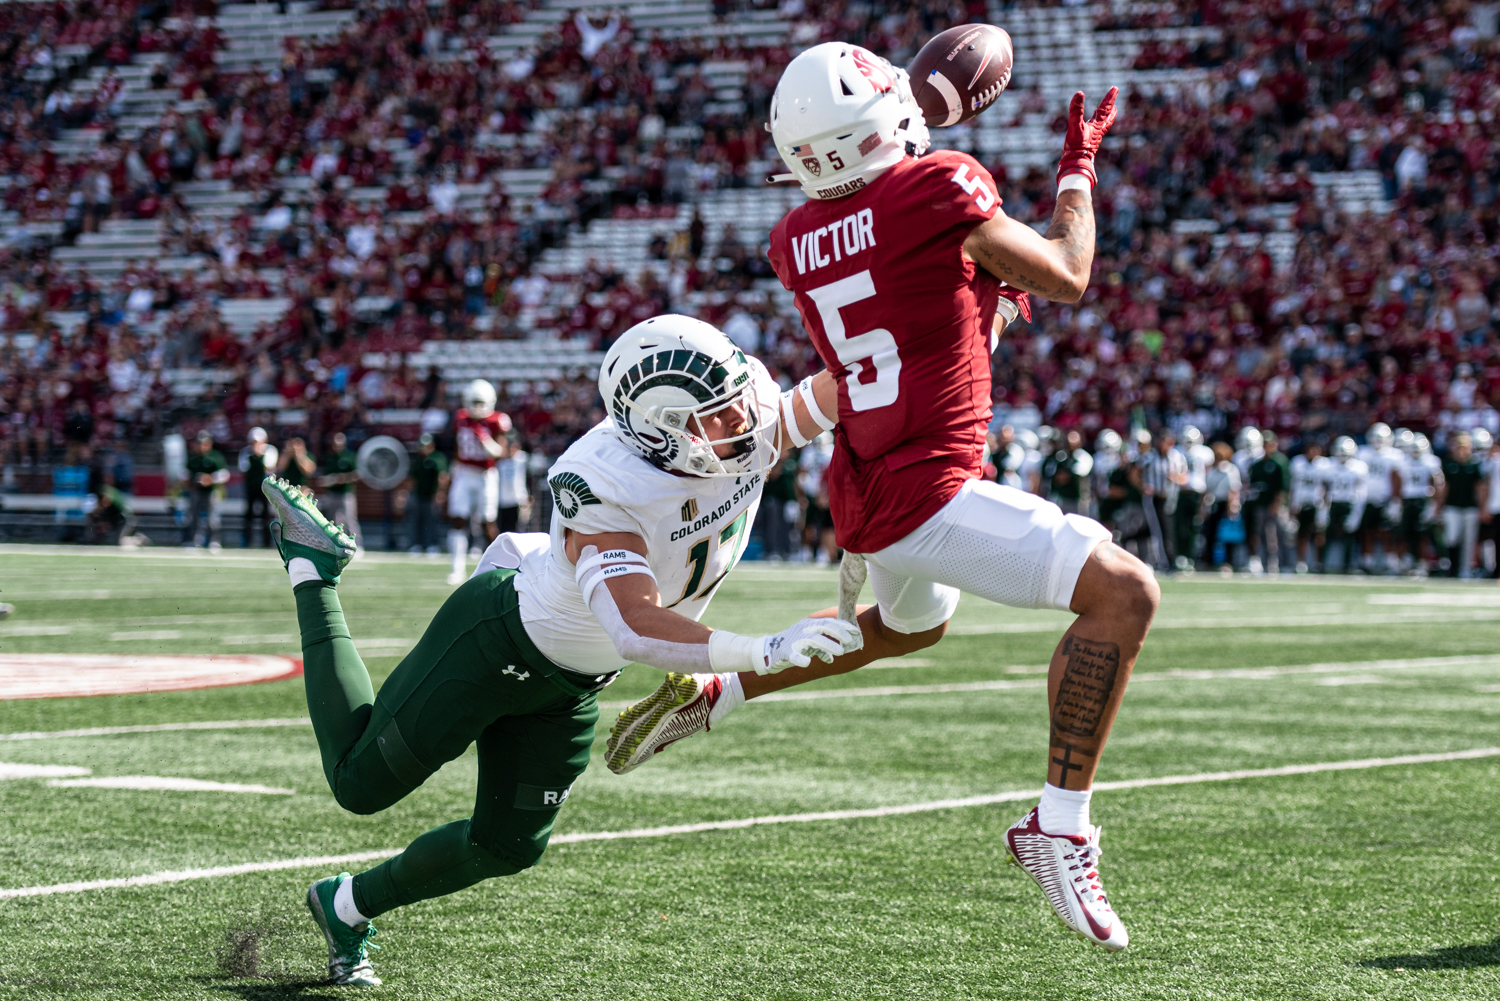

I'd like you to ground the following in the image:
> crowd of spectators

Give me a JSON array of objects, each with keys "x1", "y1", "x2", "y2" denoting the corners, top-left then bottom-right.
[{"x1": 3, "y1": 0, "x2": 1500, "y2": 567}]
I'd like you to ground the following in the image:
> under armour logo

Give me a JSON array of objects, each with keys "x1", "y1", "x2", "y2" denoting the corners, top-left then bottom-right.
[{"x1": 502, "y1": 665, "x2": 530, "y2": 681}]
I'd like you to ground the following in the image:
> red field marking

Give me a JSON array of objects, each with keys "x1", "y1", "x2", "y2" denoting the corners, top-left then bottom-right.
[{"x1": 0, "y1": 654, "x2": 302, "y2": 700}]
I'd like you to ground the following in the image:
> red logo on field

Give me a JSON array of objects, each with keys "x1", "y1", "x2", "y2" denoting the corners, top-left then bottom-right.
[{"x1": 850, "y1": 49, "x2": 895, "y2": 92}]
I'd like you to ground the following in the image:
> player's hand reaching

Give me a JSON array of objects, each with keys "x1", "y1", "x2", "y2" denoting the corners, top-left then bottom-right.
[
  {"x1": 758, "y1": 616, "x2": 864, "y2": 675},
  {"x1": 1056, "y1": 87, "x2": 1118, "y2": 187}
]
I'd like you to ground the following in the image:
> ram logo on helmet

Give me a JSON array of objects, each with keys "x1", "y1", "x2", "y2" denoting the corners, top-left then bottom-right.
[{"x1": 597, "y1": 315, "x2": 772, "y2": 479}]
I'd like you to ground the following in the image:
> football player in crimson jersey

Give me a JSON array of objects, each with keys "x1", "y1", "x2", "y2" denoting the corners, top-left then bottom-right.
[
  {"x1": 608, "y1": 43, "x2": 1156, "y2": 952},
  {"x1": 446, "y1": 379, "x2": 513, "y2": 584}
]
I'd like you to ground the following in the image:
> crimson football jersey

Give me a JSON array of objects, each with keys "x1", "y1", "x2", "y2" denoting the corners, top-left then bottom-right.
[
  {"x1": 767, "y1": 150, "x2": 1002, "y2": 553},
  {"x1": 453, "y1": 408, "x2": 512, "y2": 470}
]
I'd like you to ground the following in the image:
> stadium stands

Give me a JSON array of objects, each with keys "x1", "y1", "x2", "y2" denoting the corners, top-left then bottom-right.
[{"x1": 2, "y1": 0, "x2": 1497, "y2": 570}]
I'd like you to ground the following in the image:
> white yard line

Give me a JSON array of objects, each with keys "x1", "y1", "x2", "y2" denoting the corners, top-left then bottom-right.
[
  {"x1": 948, "y1": 609, "x2": 1500, "y2": 634},
  {"x1": 0, "y1": 763, "x2": 90, "y2": 779},
  {"x1": 0, "y1": 718, "x2": 312, "y2": 742},
  {"x1": 47, "y1": 776, "x2": 293, "y2": 794},
  {"x1": 5, "y1": 656, "x2": 1494, "y2": 737},
  {"x1": 3, "y1": 746, "x2": 1496, "y2": 900}
]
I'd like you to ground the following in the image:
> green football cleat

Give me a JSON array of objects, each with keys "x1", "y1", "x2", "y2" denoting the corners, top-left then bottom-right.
[
  {"x1": 306, "y1": 873, "x2": 381, "y2": 986},
  {"x1": 262, "y1": 476, "x2": 356, "y2": 584},
  {"x1": 605, "y1": 672, "x2": 721, "y2": 774}
]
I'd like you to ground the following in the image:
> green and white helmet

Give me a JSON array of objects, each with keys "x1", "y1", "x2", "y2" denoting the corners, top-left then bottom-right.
[{"x1": 599, "y1": 315, "x2": 766, "y2": 478}]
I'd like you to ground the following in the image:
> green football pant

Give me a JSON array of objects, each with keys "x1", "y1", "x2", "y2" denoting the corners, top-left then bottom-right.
[{"x1": 293, "y1": 569, "x2": 599, "y2": 919}]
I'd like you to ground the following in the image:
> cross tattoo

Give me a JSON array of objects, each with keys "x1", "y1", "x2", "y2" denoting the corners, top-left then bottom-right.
[{"x1": 1051, "y1": 745, "x2": 1085, "y2": 788}]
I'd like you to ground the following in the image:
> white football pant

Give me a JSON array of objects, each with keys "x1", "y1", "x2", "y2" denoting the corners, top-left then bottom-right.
[{"x1": 862, "y1": 478, "x2": 1111, "y2": 634}]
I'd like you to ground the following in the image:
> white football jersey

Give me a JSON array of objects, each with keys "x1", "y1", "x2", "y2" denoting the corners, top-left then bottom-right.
[
  {"x1": 1399, "y1": 453, "x2": 1441, "y2": 499},
  {"x1": 1289, "y1": 454, "x2": 1330, "y2": 510},
  {"x1": 1326, "y1": 458, "x2": 1369, "y2": 506},
  {"x1": 499, "y1": 363, "x2": 779, "y2": 674},
  {"x1": 1183, "y1": 443, "x2": 1214, "y2": 493},
  {"x1": 1358, "y1": 445, "x2": 1401, "y2": 503}
]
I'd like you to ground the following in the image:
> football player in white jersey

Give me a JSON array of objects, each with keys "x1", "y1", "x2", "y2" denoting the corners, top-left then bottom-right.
[
  {"x1": 1289, "y1": 440, "x2": 1331, "y2": 573},
  {"x1": 1324, "y1": 437, "x2": 1368, "y2": 573},
  {"x1": 1396, "y1": 431, "x2": 1443, "y2": 574},
  {"x1": 1231, "y1": 425, "x2": 1264, "y2": 484},
  {"x1": 1357, "y1": 422, "x2": 1403, "y2": 573},
  {"x1": 256, "y1": 315, "x2": 936, "y2": 986},
  {"x1": 1178, "y1": 426, "x2": 1214, "y2": 569}
]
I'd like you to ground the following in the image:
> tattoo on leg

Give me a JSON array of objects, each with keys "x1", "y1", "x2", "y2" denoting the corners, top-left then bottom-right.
[
  {"x1": 1051, "y1": 634, "x2": 1122, "y2": 741},
  {"x1": 1050, "y1": 743, "x2": 1089, "y2": 788}
]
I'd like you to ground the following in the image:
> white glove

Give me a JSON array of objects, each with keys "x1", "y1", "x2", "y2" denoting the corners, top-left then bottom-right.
[{"x1": 709, "y1": 616, "x2": 864, "y2": 675}]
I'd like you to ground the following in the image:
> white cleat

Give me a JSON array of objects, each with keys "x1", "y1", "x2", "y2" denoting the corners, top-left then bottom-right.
[
  {"x1": 1005, "y1": 806, "x2": 1128, "y2": 951},
  {"x1": 605, "y1": 672, "x2": 721, "y2": 774}
]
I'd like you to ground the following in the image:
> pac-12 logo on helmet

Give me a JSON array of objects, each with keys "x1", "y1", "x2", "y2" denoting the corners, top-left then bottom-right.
[{"x1": 598, "y1": 315, "x2": 768, "y2": 479}]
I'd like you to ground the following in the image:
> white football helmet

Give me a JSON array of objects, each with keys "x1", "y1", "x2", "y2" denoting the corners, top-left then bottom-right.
[
  {"x1": 1235, "y1": 426, "x2": 1262, "y2": 453},
  {"x1": 1096, "y1": 429, "x2": 1123, "y2": 453},
  {"x1": 1367, "y1": 422, "x2": 1392, "y2": 449},
  {"x1": 769, "y1": 41, "x2": 930, "y2": 201},
  {"x1": 464, "y1": 379, "x2": 497, "y2": 419},
  {"x1": 1333, "y1": 436, "x2": 1358, "y2": 460},
  {"x1": 1412, "y1": 432, "x2": 1431, "y2": 457},
  {"x1": 1182, "y1": 425, "x2": 1203, "y2": 447},
  {"x1": 1393, "y1": 427, "x2": 1415, "y2": 454},
  {"x1": 599, "y1": 315, "x2": 767, "y2": 478},
  {"x1": 1471, "y1": 427, "x2": 1493, "y2": 452}
]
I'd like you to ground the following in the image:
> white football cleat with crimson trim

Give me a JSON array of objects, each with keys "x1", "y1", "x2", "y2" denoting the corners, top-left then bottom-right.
[{"x1": 1005, "y1": 806, "x2": 1129, "y2": 951}]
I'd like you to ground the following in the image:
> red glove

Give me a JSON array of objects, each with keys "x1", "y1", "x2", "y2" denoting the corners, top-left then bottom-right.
[
  {"x1": 996, "y1": 283, "x2": 1032, "y2": 324},
  {"x1": 1056, "y1": 87, "x2": 1118, "y2": 187}
]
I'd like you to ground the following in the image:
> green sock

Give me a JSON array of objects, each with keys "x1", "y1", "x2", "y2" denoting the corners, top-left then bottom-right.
[
  {"x1": 352, "y1": 820, "x2": 520, "y2": 919},
  {"x1": 294, "y1": 581, "x2": 375, "y2": 784}
]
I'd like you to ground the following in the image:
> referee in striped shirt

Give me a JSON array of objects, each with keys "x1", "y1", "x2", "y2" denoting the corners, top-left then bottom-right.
[{"x1": 1134, "y1": 429, "x2": 1188, "y2": 569}]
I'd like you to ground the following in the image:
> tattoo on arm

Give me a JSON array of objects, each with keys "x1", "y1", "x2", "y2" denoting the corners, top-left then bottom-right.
[
  {"x1": 967, "y1": 193, "x2": 1096, "y2": 300},
  {"x1": 968, "y1": 242, "x2": 1073, "y2": 299},
  {"x1": 1050, "y1": 634, "x2": 1121, "y2": 742},
  {"x1": 1045, "y1": 194, "x2": 1095, "y2": 283}
]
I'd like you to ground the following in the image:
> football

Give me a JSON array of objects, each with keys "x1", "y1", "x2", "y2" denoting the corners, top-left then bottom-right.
[{"x1": 908, "y1": 23, "x2": 1014, "y2": 128}]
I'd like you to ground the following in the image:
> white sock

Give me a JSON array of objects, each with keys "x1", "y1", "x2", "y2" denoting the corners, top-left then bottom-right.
[
  {"x1": 449, "y1": 529, "x2": 467, "y2": 576},
  {"x1": 333, "y1": 876, "x2": 369, "y2": 927},
  {"x1": 707, "y1": 672, "x2": 744, "y2": 725},
  {"x1": 288, "y1": 556, "x2": 321, "y2": 588},
  {"x1": 1038, "y1": 782, "x2": 1092, "y2": 837}
]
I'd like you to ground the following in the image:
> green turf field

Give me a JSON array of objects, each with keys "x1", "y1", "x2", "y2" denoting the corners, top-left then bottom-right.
[{"x1": 2, "y1": 545, "x2": 1499, "y2": 1000}]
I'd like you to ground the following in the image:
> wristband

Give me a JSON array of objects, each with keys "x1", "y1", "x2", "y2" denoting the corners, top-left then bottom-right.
[
  {"x1": 995, "y1": 298, "x2": 1019, "y2": 325},
  {"x1": 780, "y1": 389, "x2": 810, "y2": 448},
  {"x1": 797, "y1": 376, "x2": 836, "y2": 432},
  {"x1": 708, "y1": 629, "x2": 764, "y2": 673},
  {"x1": 1058, "y1": 173, "x2": 1092, "y2": 194}
]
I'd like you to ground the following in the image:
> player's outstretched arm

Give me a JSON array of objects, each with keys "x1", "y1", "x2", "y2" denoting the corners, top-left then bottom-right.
[
  {"x1": 962, "y1": 87, "x2": 1117, "y2": 303},
  {"x1": 775, "y1": 369, "x2": 840, "y2": 454},
  {"x1": 567, "y1": 533, "x2": 861, "y2": 675}
]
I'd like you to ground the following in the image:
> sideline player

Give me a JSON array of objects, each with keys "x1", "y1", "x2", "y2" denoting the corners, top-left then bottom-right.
[
  {"x1": 446, "y1": 378, "x2": 508, "y2": 585},
  {"x1": 1358, "y1": 422, "x2": 1402, "y2": 573},
  {"x1": 260, "y1": 316, "x2": 937, "y2": 986},
  {"x1": 608, "y1": 43, "x2": 1157, "y2": 951}
]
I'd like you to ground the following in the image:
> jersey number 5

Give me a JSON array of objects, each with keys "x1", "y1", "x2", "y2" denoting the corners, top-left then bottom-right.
[{"x1": 806, "y1": 270, "x2": 901, "y2": 412}]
